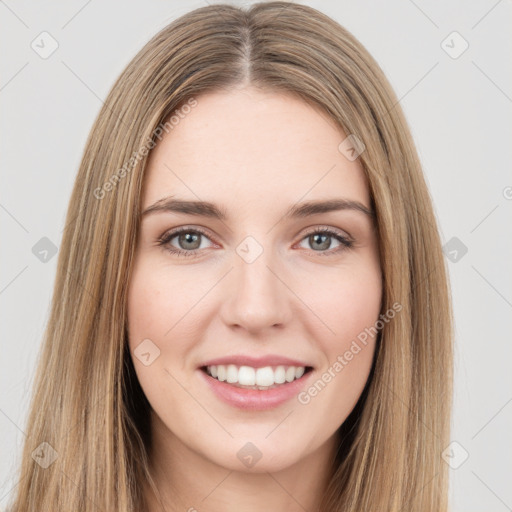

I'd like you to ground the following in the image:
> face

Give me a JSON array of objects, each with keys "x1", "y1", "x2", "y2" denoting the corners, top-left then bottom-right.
[{"x1": 127, "y1": 86, "x2": 382, "y2": 474}]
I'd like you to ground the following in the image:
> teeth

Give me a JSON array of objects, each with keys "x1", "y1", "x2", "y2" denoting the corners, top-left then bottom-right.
[
  {"x1": 238, "y1": 366, "x2": 256, "y2": 385},
  {"x1": 226, "y1": 364, "x2": 238, "y2": 383},
  {"x1": 274, "y1": 366, "x2": 286, "y2": 384},
  {"x1": 217, "y1": 365, "x2": 226, "y2": 382},
  {"x1": 205, "y1": 364, "x2": 308, "y2": 388},
  {"x1": 285, "y1": 366, "x2": 295, "y2": 382}
]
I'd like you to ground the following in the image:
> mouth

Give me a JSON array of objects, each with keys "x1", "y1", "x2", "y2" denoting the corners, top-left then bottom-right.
[{"x1": 200, "y1": 364, "x2": 314, "y2": 391}]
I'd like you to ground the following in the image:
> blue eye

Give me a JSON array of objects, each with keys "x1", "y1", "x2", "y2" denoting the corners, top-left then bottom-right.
[{"x1": 157, "y1": 226, "x2": 353, "y2": 258}]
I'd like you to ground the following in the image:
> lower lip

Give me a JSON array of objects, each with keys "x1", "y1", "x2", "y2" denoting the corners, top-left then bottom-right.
[{"x1": 198, "y1": 368, "x2": 314, "y2": 411}]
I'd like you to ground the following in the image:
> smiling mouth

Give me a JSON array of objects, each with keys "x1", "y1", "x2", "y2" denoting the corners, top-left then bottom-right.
[{"x1": 200, "y1": 364, "x2": 314, "y2": 390}]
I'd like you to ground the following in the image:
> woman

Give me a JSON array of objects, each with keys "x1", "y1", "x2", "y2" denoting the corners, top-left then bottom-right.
[{"x1": 7, "y1": 2, "x2": 453, "y2": 511}]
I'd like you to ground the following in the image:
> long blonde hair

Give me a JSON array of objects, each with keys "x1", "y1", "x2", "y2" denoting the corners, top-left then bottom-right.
[{"x1": 6, "y1": 2, "x2": 453, "y2": 510}]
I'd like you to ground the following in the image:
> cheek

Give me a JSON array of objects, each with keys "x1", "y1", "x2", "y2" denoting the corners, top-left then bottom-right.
[
  {"x1": 304, "y1": 257, "x2": 382, "y2": 346},
  {"x1": 127, "y1": 272, "x2": 162, "y2": 345},
  {"x1": 126, "y1": 263, "x2": 190, "y2": 407},
  {"x1": 299, "y1": 259, "x2": 382, "y2": 408},
  {"x1": 127, "y1": 262, "x2": 184, "y2": 345},
  {"x1": 126, "y1": 264, "x2": 179, "y2": 394},
  {"x1": 127, "y1": 259, "x2": 208, "y2": 382},
  {"x1": 328, "y1": 271, "x2": 382, "y2": 343}
]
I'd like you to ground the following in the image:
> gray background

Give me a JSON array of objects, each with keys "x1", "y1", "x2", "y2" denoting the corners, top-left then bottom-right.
[{"x1": 1, "y1": 1, "x2": 511, "y2": 510}]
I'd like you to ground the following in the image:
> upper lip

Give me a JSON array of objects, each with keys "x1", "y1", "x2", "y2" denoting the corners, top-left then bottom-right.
[{"x1": 199, "y1": 355, "x2": 313, "y2": 369}]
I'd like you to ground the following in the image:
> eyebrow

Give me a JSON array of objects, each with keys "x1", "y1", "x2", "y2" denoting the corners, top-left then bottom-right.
[{"x1": 141, "y1": 196, "x2": 374, "y2": 220}]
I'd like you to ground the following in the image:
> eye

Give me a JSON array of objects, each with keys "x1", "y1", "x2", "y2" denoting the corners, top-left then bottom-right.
[
  {"x1": 156, "y1": 225, "x2": 354, "y2": 259},
  {"x1": 296, "y1": 226, "x2": 353, "y2": 256},
  {"x1": 157, "y1": 227, "x2": 215, "y2": 258}
]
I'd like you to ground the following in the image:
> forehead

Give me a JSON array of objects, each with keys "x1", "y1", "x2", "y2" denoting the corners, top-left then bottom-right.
[{"x1": 142, "y1": 88, "x2": 370, "y2": 211}]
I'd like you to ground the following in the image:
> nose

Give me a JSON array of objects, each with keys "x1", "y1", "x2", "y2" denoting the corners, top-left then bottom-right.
[{"x1": 220, "y1": 245, "x2": 292, "y2": 335}]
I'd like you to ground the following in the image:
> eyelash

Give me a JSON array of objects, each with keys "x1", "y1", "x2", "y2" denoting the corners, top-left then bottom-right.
[{"x1": 156, "y1": 226, "x2": 354, "y2": 259}]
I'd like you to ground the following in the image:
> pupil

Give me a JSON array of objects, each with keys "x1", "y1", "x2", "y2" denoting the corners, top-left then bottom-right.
[
  {"x1": 180, "y1": 232, "x2": 200, "y2": 249},
  {"x1": 312, "y1": 234, "x2": 330, "y2": 251}
]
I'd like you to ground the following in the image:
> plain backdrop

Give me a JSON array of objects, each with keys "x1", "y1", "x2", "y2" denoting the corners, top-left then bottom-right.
[{"x1": 1, "y1": 1, "x2": 511, "y2": 510}]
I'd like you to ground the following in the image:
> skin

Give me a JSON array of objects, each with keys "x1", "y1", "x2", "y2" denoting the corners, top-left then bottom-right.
[{"x1": 127, "y1": 85, "x2": 382, "y2": 512}]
